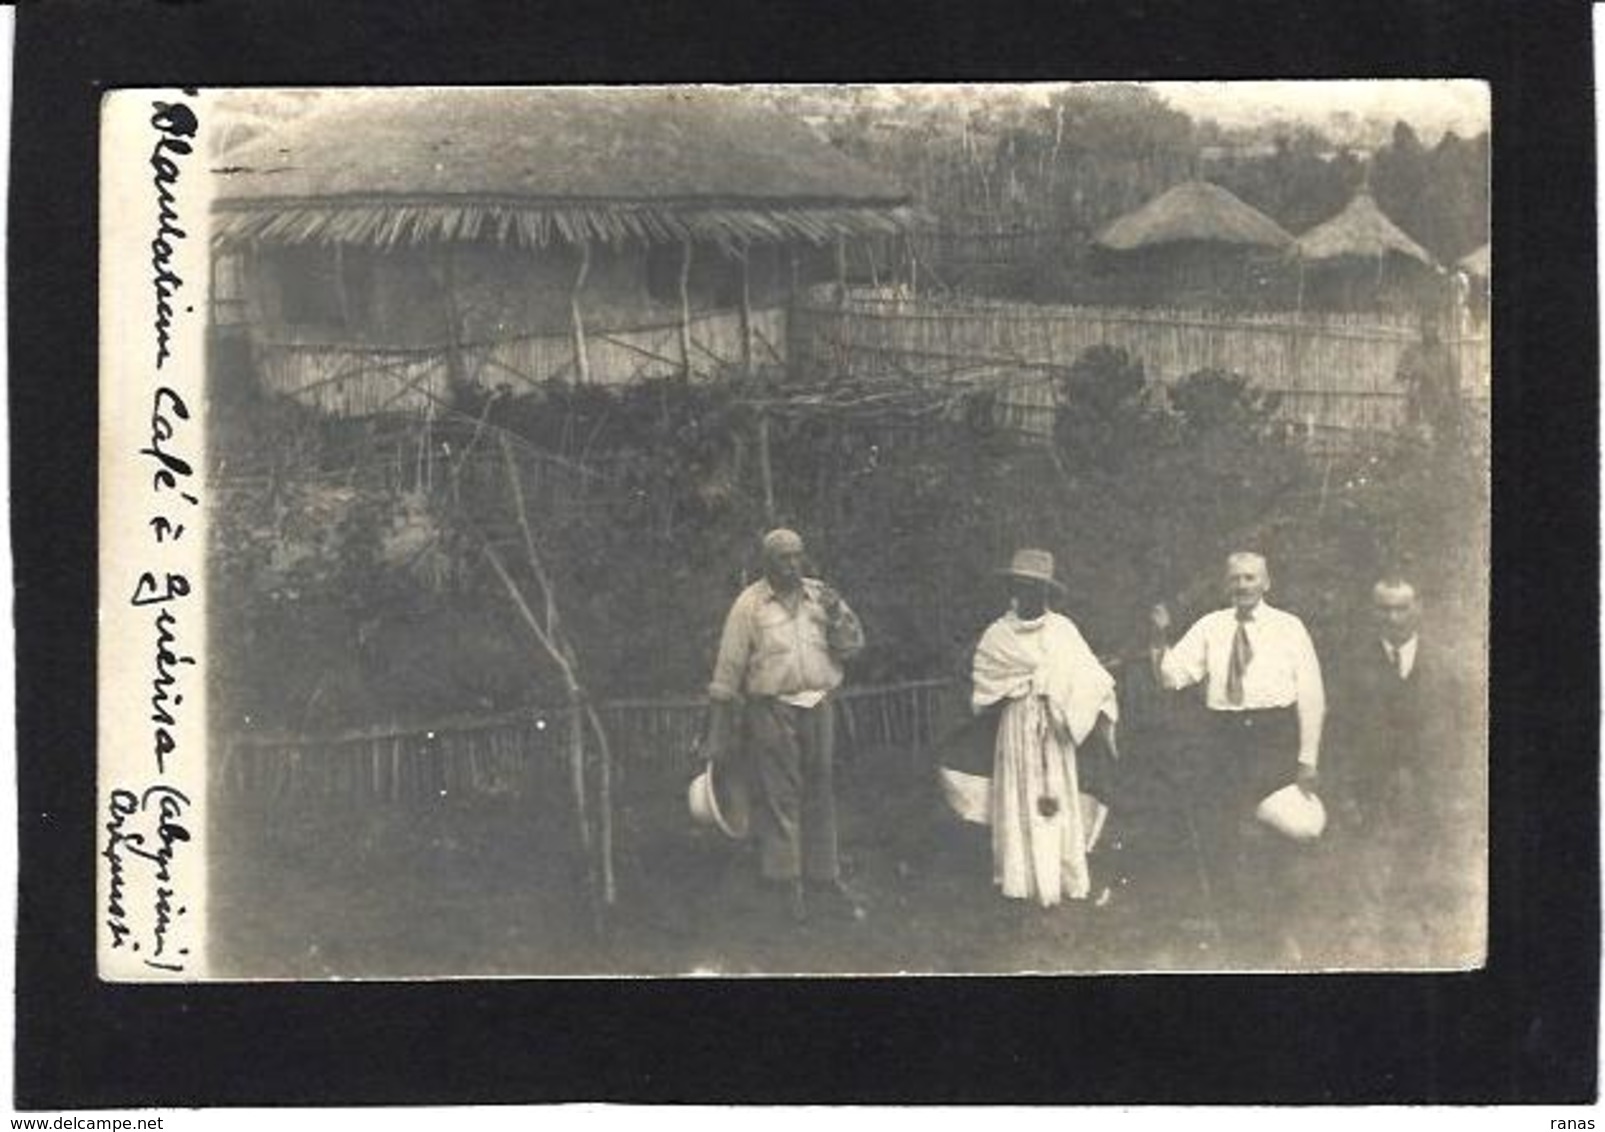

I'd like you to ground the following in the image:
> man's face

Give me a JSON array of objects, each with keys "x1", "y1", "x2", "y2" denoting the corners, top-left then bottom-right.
[
  {"x1": 766, "y1": 548, "x2": 806, "y2": 590},
  {"x1": 1372, "y1": 584, "x2": 1421, "y2": 645},
  {"x1": 1225, "y1": 556, "x2": 1269, "y2": 610},
  {"x1": 1009, "y1": 578, "x2": 1047, "y2": 618}
]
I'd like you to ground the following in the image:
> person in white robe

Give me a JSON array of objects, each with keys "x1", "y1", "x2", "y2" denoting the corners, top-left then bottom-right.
[{"x1": 942, "y1": 548, "x2": 1120, "y2": 907}]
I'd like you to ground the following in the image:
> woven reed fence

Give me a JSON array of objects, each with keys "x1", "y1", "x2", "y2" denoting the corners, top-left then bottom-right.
[
  {"x1": 791, "y1": 290, "x2": 1491, "y2": 445},
  {"x1": 249, "y1": 307, "x2": 788, "y2": 416},
  {"x1": 221, "y1": 677, "x2": 962, "y2": 808},
  {"x1": 914, "y1": 225, "x2": 1069, "y2": 269}
]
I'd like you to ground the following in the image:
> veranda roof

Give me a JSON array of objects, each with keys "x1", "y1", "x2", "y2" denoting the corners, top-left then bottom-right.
[
  {"x1": 1294, "y1": 192, "x2": 1436, "y2": 267},
  {"x1": 213, "y1": 88, "x2": 920, "y2": 249},
  {"x1": 1093, "y1": 180, "x2": 1293, "y2": 252}
]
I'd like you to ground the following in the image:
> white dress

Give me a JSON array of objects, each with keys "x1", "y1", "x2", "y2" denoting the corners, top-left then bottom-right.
[{"x1": 972, "y1": 611, "x2": 1118, "y2": 907}]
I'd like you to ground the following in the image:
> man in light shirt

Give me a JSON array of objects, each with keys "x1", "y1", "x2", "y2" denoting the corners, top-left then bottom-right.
[
  {"x1": 1149, "y1": 551, "x2": 1325, "y2": 961},
  {"x1": 707, "y1": 528, "x2": 866, "y2": 922}
]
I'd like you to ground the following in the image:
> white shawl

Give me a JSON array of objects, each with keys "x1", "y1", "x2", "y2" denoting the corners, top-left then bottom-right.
[{"x1": 971, "y1": 610, "x2": 1118, "y2": 744}]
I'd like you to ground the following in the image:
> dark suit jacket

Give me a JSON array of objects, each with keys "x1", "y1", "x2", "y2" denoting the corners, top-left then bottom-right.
[{"x1": 1327, "y1": 635, "x2": 1474, "y2": 834}]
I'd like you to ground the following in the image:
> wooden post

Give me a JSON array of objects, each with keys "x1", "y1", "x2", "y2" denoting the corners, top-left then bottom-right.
[
  {"x1": 570, "y1": 241, "x2": 592, "y2": 385},
  {"x1": 757, "y1": 409, "x2": 776, "y2": 523},
  {"x1": 678, "y1": 237, "x2": 694, "y2": 379},
  {"x1": 786, "y1": 247, "x2": 801, "y2": 381},
  {"x1": 333, "y1": 243, "x2": 352, "y2": 327},
  {"x1": 834, "y1": 235, "x2": 849, "y2": 309},
  {"x1": 738, "y1": 244, "x2": 755, "y2": 379},
  {"x1": 439, "y1": 245, "x2": 468, "y2": 395}
]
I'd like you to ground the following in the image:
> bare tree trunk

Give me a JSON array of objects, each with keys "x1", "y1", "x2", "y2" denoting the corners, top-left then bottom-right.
[
  {"x1": 583, "y1": 704, "x2": 617, "y2": 907},
  {"x1": 482, "y1": 542, "x2": 594, "y2": 858},
  {"x1": 678, "y1": 238, "x2": 694, "y2": 379},
  {"x1": 484, "y1": 435, "x2": 623, "y2": 926}
]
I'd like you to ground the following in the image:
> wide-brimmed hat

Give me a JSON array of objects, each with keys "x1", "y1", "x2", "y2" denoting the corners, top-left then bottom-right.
[
  {"x1": 1255, "y1": 783, "x2": 1327, "y2": 842},
  {"x1": 997, "y1": 547, "x2": 1066, "y2": 592},
  {"x1": 688, "y1": 759, "x2": 751, "y2": 840}
]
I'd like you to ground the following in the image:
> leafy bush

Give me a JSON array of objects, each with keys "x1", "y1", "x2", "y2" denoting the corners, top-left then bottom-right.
[{"x1": 213, "y1": 352, "x2": 1484, "y2": 732}]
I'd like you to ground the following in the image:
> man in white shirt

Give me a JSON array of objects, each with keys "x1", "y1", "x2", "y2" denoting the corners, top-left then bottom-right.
[{"x1": 1149, "y1": 551, "x2": 1325, "y2": 961}]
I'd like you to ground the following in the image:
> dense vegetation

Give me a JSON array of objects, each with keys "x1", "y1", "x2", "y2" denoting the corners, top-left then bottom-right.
[
  {"x1": 776, "y1": 85, "x2": 1488, "y2": 305},
  {"x1": 212, "y1": 352, "x2": 1486, "y2": 735}
]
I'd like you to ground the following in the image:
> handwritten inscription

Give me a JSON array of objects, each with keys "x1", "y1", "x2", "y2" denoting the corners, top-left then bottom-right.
[
  {"x1": 104, "y1": 93, "x2": 203, "y2": 975},
  {"x1": 150, "y1": 101, "x2": 198, "y2": 370},
  {"x1": 132, "y1": 569, "x2": 194, "y2": 773},
  {"x1": 103, "y1": 786, "x2": 193, "y2": 970}
]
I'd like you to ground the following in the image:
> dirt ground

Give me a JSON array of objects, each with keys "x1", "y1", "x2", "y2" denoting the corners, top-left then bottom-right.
[{"x1": 207, "y1": 741, "x2": 1485, "y2": 979}]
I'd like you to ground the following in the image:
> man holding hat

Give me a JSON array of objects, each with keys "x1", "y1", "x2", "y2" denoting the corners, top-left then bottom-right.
[
  {"x1": 1149, "y1": 551, "x2": 1325, "y2": 960},
  {"x1": 707, "y1": 528, "x2": 866, "y2": 922}
]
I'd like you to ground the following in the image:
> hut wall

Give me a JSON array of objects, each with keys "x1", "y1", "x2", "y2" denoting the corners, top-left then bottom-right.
[
  {"x1": 1090, "y1": 244, "x2": 1297, "y2": 311},
  {"x1": 1298, "y1": 257, "x2": 1443, "y2": 316},
  {"x1": 242, "y1": 238, "x2": 790, "y2": 347}
]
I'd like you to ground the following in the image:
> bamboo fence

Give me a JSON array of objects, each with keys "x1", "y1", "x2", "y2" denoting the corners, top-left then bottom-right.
[
  {"x1": 220, "y1": 677, "x2": 962, "y2": 807},
  {"x1": 248, "y1": 307, "x2": 788, "y2": 416},
  {"x1": 241, "y1": 287, "x2": 1490, "y2": 446},
  {"x1": 790, "y1": 289, "x2": 1491, "y2": 445},
  {"x1": 912, "y1": 224, "x2": 1071, "y2": 271}
]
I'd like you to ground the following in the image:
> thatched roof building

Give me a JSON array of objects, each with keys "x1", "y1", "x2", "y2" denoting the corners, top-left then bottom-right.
[
  {"x1": 1294, "y1": 192, "x2": 1434, "y2": 266},
  {"x1": 210, "y1": 89, "x2": 923, "y2": 413},
  {"x1": 213, "y1": 88, "x2": 919, "y2": 250},
  {"x1": 1087, "y1": 181, "x2": 1293, "y2": 309},
  {"x1": 1093, "y1": 180, "x2": 1293, "y2": 252}
]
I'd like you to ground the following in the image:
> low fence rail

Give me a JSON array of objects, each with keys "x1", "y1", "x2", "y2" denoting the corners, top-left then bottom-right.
[{"x1": 221, "y1": 678, "x2": 963, "y2": 807}]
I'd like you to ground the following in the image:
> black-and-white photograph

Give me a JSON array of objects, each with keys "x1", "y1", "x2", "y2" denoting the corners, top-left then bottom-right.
[{"x1": 108, "y1": 81, "x2": 1490, "y2": 979}]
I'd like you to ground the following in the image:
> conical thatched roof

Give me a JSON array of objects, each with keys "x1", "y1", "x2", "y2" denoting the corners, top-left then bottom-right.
[
  {"x1": 213, "y1": 88, "x2": 920, "y2": 249},
  {"x1": 1458, "y1": 243, "x2": 1490, "y2": 277},
  {"x1": 1093, "y1": 180, "x2": 1293, "y2": 252},
  {"x1": 1294, "y1": 192, "x2": 1435, "y2": 266}
]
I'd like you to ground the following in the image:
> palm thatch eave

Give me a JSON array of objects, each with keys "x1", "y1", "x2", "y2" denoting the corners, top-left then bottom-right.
[
  {"x1": 211, "y1": 88, "x2": 921, "y2": 251},
  {"x1": 211, "y1": 198, "x2": 926, "y2": 250}
]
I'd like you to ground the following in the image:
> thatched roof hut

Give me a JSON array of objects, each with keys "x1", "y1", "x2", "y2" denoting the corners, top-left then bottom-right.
[
  {"x1": 1294, "y1": 191, "x2": 1435, "y2": 266},
  {"x1": 213, "y1": 88, "x2": 919, "y2": 250},
  {"x1": 1093, "y1": 180, "x2": 1293, "y2": 252},
  {"x1": 1290, "y1": 192, "x2": 1440, "y2": 314},
  {"x1": 210, "y1": 89, "x2": 922, "y2": 411},
  {"x1": 1088, "y1": 181, "x2": 1293, "y2": 309}
]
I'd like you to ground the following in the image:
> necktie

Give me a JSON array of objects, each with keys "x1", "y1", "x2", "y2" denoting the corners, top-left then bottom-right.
[
  {"x1": 1390, "y1": 643, "x2": 1406, "y2": 679},
  {"x1": 1226, "y1": 610, "x2": 1253, "y2": 705}
]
